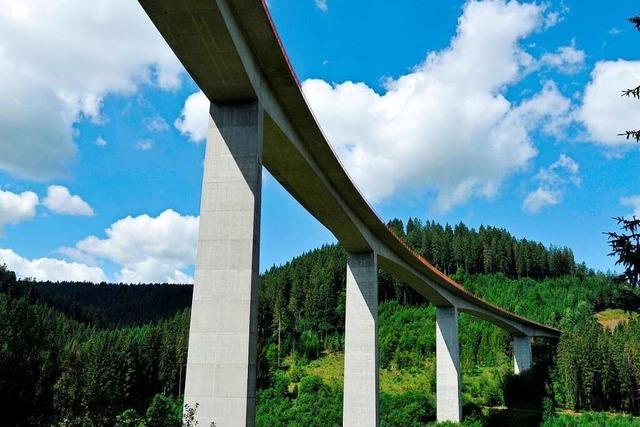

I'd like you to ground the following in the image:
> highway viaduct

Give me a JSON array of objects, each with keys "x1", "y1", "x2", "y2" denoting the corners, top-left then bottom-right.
[{"x1": 138, "y1": 1, "x2": 561, "y2": 425}]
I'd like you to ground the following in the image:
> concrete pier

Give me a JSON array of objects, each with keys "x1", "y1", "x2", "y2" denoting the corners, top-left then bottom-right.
[
  {"x1": 343, "y1": 252, "x2": 379, "y2": 427},
  {"x1": 513, "y1": 336, "x2": 533, "y2": 374},
  {"x1": 138, "y1": 2, "x2": 563, "y2": 424},
  {"x1": 183, "y1": 101, "x2": 264, "y2": 427},
  {"x1": 436, "y1": 307, "x2": 461, "y2": 423}
]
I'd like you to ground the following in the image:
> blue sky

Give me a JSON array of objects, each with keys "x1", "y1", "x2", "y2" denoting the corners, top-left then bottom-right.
[{"x1": 0, "y1": 0, "x2": 639, "y2": 283}]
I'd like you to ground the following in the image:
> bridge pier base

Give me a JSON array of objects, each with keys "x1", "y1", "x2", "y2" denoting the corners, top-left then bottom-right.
[
  {"x1": 343, "y1": 252, "x2": 379, "y2": 427},
  {"x1": 513, "y1": 336, "x2": 533, "y2": 374},
  {"x1": 436, "y1": 306, "x2": 462, "y2": 423},
  {"x1": 184, "y1": 101, "x2": 264, "y2": 427}
]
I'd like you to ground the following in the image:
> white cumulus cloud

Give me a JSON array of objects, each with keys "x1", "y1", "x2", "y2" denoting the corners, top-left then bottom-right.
[
  {"x1": 71, "y1": 209, "x2": 198, "y2": 283},
  {"x1": 0, "y1": 189, "x2": 39, "y2": 233},
  {"x1": 43, "y1": 185, "x2": 94, "y2": 216},
  {"x1": 302, "y1": 0, "x2": 572, "y2": 212},
  {"x1": 175, "y1": 91, "x2": 210, "y2": 143},
  {"x1": 579, "y1": 60, "x2": 640, "y2": 146},
  {"x1": 0, "y1": 248, "x2": 107, "y2": 282},
  {"x1": 522, "y1": 188, "x2": 560, "y2": 214},
  {"x1": 523, "y1": 154, "x2": 580, "y2": 214},
  {"x1": 539, "y1": 40, "x2": 586, "y2": 74},
  {"x1": 0, "y1": 0, "x2": 182, "y2": 180}
]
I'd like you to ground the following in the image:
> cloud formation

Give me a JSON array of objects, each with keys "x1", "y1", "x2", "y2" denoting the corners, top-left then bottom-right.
[
  {"x1": 315, "y1": 0, "x2": 328, "y2": 13},
  {"x1": 539, "y1": 41, "x2": 586, "y2": 75},
  {"x1": 579, "y1": 60, "x2": 640, "y2": 146},
  {"x1": 302, "y1": 0, "x2": 572, "y2": 212},
  {"x1": 175, "y1": 91, "x2": 210, "y2": 143},
  {"x1": 0, "y1": 189, "x2": 39, "y2": 233},
  {"x1": 43, "y1": 185, "x2": 94, "y2": 216},
  {"x1": 523, "y1": 154, "x2": 580, "y2": 214},
  {"x1": 0, "y1": 0, "x2": 182, "y2": 180},
  {"x1": 621, "y1": 195, "x2": 640, "y2": 218},
  {"x1": 70, "y1": 209, "x2": 198, "y2": 283},
  {"x1": 135, "y1": 140, "x2": 155, "y2": 151},
  {"x1": 144, "y1": 116, "x2": 170, "y2": 132},
  {"x1": 0, "y1": 248, "x2": 107, "y2": 282}
]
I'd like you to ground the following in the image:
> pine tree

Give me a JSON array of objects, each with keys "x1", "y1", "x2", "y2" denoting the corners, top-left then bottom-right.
[
  {"x1": 606, "y1": 216, "x2": 640, "y2": 287},
  {"x1": 619, "y1": 16, "x2": 640, "y2": 141}
]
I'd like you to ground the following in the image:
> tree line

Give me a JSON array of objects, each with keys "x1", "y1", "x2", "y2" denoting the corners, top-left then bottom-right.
[
  {"x1": 390, "y1": 218, "x2": 578, "y2": 279},
  {"x1": 0, "y1": 215, "x2": 635, "y2": 425}
]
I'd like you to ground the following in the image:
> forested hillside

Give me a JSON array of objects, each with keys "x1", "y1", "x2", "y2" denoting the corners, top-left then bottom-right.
[
  {"x1": 2, "y1": 277, "x2": 192, "y2": 327},
  {"x1": 1, "y1": 218, "x2": 639, "y2": 426}
]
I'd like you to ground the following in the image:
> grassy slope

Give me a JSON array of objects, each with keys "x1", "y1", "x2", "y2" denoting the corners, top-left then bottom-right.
[
  {"x1": 256, "y1": 274, "x2": 640, "y2": 426},
  {"x1": 595, "y1": 308, "x2": 639, "y2": 331}
]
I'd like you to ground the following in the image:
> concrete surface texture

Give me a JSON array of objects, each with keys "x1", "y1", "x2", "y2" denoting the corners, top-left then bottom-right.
[
  {"x1": 513, "y1": 335, "x2": 533, "y2": 375},
  {"x1": 136, "y1": 0, "x2": 562, "y2": 424},
  {"x1": 183, "y1": 101, "x2": 264, "y2": 427},
  {"x1": 137, "y1": 0, "x2": 560, "y2": 340},
  {"x1": 343, "y1": 252, "x2": 379, "y2": 427},
  {"x1": 436, "y1": 307, "x2": 462, "y2": 423}
]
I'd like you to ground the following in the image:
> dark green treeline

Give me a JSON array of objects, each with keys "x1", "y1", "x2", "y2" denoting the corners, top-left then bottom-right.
[
  {"x1": 389, "y1": 218, "x2": 578, "y2": 279},
  {"x1": 1, "y1": 218, "x2": 637, "y2": 426}
]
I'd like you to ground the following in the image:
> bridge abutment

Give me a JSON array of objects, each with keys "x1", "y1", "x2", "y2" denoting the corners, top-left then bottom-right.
[
  {"x1": 436, "y1": 306, "x2": 462, "y2": 423},
  {"x1": 513, "y1": 336, "x2": 533, "y2": 374},
  {"x1": 343, "y1": 252, "x2": 379, "y2": 427},
  {"x1": 184, "y1": 101, "x2": 264, "y2": 427}
]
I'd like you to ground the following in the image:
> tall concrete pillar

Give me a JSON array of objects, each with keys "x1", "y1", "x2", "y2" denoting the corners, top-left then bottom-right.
[
  {"x1": 343, "y1": 252, "x2": 379, "y2": 427},
  {"x1": 184, "y1": 101, "x2": 263, "y2": 427},
  {"x1": 513, "y1": 335, "x2": 533, "y2": 374},
  {"x1": 436, "y1": 306, "x2": 461, "y2": 423}
]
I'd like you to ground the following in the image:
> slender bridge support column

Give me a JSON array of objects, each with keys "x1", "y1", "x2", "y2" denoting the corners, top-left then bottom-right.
[
  {"x1": 343, "y1": 252, "x2": 379, "y2": 427},
  {"x1": 184, "y1": 101, "x2": 264, "y2": 427},
  {"x1": 436, "y1": 306, "x2": 462, "y2": 423},
  {"x1": 513, "y1": 336, "x2": 533, "y2": 374}
]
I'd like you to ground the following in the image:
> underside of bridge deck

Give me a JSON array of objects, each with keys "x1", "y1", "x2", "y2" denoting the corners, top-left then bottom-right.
[{"x1": 138, "y1": 0, "x2": 561, "y2": 425}]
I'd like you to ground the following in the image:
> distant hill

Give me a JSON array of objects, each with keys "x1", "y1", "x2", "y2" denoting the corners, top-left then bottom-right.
[{"x1": 2, "y1": 279, "x2": 192, "y2": 327}]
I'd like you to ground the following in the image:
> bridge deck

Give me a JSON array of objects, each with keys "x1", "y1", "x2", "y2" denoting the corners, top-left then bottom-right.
[{"x1": 138, "y1": 0, "x2": 560, "y2": 339}]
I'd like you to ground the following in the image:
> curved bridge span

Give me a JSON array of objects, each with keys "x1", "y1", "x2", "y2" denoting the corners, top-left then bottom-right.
[{"x1": 139, "y1": 1, "x2": 561, "y2": 425}]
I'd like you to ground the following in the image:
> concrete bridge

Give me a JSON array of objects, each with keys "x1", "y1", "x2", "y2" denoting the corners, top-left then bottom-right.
[{"x1": 138, "y1": 1, "x2": 561, "y2": 425}]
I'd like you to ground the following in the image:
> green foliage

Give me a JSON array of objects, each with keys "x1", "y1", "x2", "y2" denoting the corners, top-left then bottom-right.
[
  {"x1": 6, "y1": 278, "x2": 193, "y2": 327},
  {"x1": 0, "y1": 214, "x2": 634, "y2": 426},
  {"x1": 542, "y1": 411, "x2": 640, "y2": 426},
  {"x1": 606, "y1": 216, "x2": 640, "y2": 288},
  {"x1": 298, "y1": 330, "x2": 321, "y2": 361},
  {"x1": 145, "y1": 394, "x2": 181, "y2": 427},
  {"x1": 256, "y1": 370, "x2": 342, "y2": 427},
  {"x1": 555, "y1": 318, "x2": 640, "y2": 414},
  {"x1": 115, "y1": 409, "x2": 144, "y2": 427},
  {"x1": 398, "y1": 218, "x2": 578, "y2": 280},
  {"x1": 380, "y1": 391, "x2": 435, "y2": 426},
  {"x1": 0, "y1": 279, "x2": 190, "y2": 425}
]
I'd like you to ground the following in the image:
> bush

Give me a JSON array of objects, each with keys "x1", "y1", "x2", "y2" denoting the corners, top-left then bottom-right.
[
  {"x1": 115, "y1": 409, "x2": 143, "y2": 427},
  {"x1": 299, "y1": 330, "x2": 321, "y2": 360},
  {"x1": 145, "y1": 394, "x2": 181, "y2": 427},
  {"x1": 380, "y1": 391, "x2": 435, "y2": 426}
]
